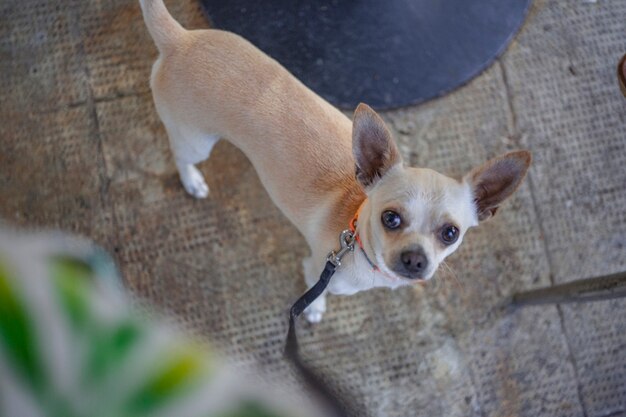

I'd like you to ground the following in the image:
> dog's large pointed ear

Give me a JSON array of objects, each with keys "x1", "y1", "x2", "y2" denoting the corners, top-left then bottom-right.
[
  {"x1": 464, "y1": 151, "x2": 531, "y2": 222},
  {"x1": 352, "y1": 103, "x2": 402, "y2": 189}
]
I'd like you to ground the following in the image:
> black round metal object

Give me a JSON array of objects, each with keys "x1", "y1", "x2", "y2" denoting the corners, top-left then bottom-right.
[{"x1": 199, "y1": 0, "x2": 531, "y2": 110}]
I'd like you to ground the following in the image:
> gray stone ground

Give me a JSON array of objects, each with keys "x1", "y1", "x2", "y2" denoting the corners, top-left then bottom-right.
[{"x1": 1, "y1": 0, "x2": 625, "y2": 416}]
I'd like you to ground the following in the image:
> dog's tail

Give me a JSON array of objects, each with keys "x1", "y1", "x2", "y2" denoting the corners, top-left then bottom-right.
[{"x1": 139, "y1": 0, "x2": 186, "y2": 52}]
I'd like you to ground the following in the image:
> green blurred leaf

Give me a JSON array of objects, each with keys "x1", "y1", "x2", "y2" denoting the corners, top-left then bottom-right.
[
  {"x1": 50, "y1": 255, "x2": 94, "y2": 330},
  {"x1": 87, "y1": 321, "x2": 142, "y2": 380},
  {"x1": 0, "y1": 259, "x2": 43, "y2": 390},
  {"x1": 125, "y1": 352, "x2": 204, "y2": 414}
]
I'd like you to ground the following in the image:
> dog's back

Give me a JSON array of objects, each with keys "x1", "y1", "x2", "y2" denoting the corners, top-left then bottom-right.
[{"x1": 139, "y1": 0, "x2": 356, "y2": 232}]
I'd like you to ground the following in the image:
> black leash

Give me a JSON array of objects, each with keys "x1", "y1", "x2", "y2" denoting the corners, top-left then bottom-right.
[{"x1": 284, "y1": 230, "x2": 358, "y2": 417}]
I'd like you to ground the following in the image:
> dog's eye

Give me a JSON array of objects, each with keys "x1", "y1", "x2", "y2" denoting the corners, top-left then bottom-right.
[
  {"x1": 381, "y1": 210, "x2": 402, "y2": 229},
  {"x1": 440, "y1": 225, "x2": 459, "y2": 245}
]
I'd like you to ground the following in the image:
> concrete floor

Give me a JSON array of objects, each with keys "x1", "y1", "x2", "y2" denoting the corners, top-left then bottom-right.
[{"x1": 1, "y1": 0, "x2": 625, "y2": 416}]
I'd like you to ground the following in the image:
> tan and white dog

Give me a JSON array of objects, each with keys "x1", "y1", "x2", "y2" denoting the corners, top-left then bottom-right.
[{"x1": 139, "y1": 0, "x2": 531, "y2": 322}]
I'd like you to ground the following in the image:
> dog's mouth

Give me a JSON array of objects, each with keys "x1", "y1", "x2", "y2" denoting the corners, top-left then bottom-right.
[
  {"x1": 395, "y1": 271, "x2": 427, "y2": 281},
  {"x1": 390, "y1": 266, "x2": 433, "y2": 282}
]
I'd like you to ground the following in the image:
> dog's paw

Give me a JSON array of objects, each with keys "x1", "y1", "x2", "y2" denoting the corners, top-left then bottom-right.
[
  {"x1": 304, "y1": 304, "x2": 325, "y2": 324},
  {"x1": 179, "y1": 165, "x2": 209, "y2": 199},
  {"x1": 304, "y1": 309, "x2": 324, "y2": 324}
]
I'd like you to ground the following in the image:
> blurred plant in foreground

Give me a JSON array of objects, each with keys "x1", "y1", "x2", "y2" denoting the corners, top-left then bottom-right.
[{"x1": 0, "y1": 227, "x2": 320, "y2": 417}]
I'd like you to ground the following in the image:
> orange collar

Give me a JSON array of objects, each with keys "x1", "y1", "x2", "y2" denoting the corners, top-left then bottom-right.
[
  {"x1": 348, "y1": 199, "x2": 365, "y2": 246},
  {"x1": 348, "y1": 200, "x2": 380, "y2": 272}
]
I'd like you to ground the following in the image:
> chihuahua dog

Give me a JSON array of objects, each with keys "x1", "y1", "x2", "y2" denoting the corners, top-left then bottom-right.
[{"x1": 140, "y1": 0, "x2": 531, "y2": 322}]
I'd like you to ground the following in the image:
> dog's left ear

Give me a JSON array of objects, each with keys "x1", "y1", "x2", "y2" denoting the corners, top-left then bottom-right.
[
  {"x1": 464, "y1": 151, "x2": 531, "y2": 222},
  {"x1": 352, "y1": 103, "x2": 402, "y2": 189}
]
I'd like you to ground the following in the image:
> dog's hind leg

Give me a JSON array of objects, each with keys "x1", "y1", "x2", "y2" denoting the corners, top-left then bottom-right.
[{"x1": 164, "y1": 123, "x2": 219, "y2": 199}]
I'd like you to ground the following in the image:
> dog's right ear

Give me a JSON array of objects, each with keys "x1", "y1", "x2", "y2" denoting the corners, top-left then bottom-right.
[
  {"x1": 352, "y1": 103, "x2": 402, "y2": 189},
  {"x1": 464, "y1": 151, "x2": 531, "y2": 222}
]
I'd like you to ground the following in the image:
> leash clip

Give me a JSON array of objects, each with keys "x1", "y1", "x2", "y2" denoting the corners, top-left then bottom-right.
[{"x1": 326, "y1": 229, "x2": 356, "y2": 267}]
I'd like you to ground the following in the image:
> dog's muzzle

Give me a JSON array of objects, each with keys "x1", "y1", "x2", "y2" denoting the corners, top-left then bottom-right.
[{"x1": 394, "y1": 246, "x2": 429, "y2": 279}]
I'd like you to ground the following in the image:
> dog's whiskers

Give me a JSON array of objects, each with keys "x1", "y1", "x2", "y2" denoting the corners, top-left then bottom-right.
[{"x1": 439, "y1": 261, "x2": 463, "y2": 293}]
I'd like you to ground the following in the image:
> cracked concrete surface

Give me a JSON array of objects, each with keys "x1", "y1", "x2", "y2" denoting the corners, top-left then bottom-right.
[{"x1": 1, "y1": 0, "x2": 625, "y2": 416}]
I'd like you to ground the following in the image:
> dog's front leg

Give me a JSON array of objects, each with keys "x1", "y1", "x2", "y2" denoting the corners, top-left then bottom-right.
[{"x1": 301, "y1": 256, "x2": 327, "y2": 323}]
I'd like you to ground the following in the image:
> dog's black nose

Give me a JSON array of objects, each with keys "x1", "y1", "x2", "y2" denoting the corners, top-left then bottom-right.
[{"x1": 400, "y1": 249, "x2": 428, "y2": 277}]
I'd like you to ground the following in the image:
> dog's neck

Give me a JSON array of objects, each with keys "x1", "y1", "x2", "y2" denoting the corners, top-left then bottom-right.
[
  {"x1": 326, "y1": 176, "x2": 367, "y2": 236},
  {"x1": 326, "y1": 180, "x2": 389, "y2": 276}
]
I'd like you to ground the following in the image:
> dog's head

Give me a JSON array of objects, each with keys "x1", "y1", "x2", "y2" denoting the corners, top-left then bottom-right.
[{"x1": 352, "y1": 103, "x2": 531, "y2": 282}]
